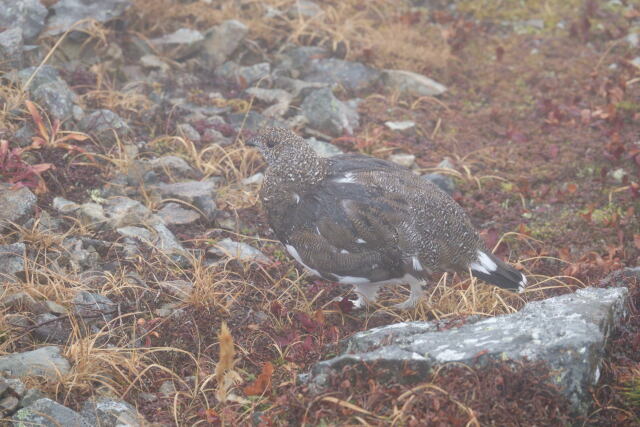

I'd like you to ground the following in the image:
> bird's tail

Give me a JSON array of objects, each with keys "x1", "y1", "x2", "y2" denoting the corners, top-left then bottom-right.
[{"x1": 469, "y1": 250, "x2": 527, "y2": 292}]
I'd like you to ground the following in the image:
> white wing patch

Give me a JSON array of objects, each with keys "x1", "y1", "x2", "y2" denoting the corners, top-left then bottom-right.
[
  {"x1": 334, "y1": 275, "x2": 371, "y2": 285},
  {"x1": 285, "y1": 244, "x2": 321, "y2": 277},
  {"x1": 477, "y1": 251, "x2": 497, "y2": 272},
  {"x1": 333, "y1": 172, "x2": 356, "y2": 184},
  {"x1": 293, "y1": 193, "x2": 301, "y2": 203},
  {"x1": 411, "y1": 256, "x2": 423, "y2": 272},
  {"x1": 355, "y1": 238, "x2": 366, "y2": 244}
]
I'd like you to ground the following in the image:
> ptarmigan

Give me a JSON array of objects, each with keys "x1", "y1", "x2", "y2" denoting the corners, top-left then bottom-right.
[{"x1": 247, "y1": 128, "x2": 527, "y2": 309}]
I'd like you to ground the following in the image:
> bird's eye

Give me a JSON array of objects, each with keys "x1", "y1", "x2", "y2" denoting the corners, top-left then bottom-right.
[{"x1": 265, "y1": 138, "x2": 278, "y2": 148}]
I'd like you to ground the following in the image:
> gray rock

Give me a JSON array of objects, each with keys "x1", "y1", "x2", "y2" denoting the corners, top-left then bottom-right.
[
  {"x1": 158, "y1": 380, "x2": 177, "y2": 396},
  {"x1": 146, "y1": 155, "x2": 198, "y2": 179},
  {"x1": 245, "y1": 87, "x2": 292, "y2": 118},
  {"x1": 104, "y1": 196, "x2": 153, "y2": 228},
  {"x1": 0, "y1": 347, "x2": 70, "y2": 380},
  {"x1": 0, "y1": 183, "x2": 37, "y2": 227},
  {"x1": 81, "y1": 396, "x2": 146, "y2": 427},
  {"x1": 33, "y1": 313, "x2": 71, "y2": 344},
  {"x1": 157, "y1": 203, "x2": 200, "y2": 225},
  {"x1": 216, "y1": 61, "x2": 271, "y2": 86},
  {"x1": 158, "y1": 279, "x2": 194, "y2": 299},
  {"x1": 0, "y1": 28, "x2": 24, "y2": 69},
  {"x1": 0, "y1": 395, "x2": 19, "y2": 415},
  {"x1": 0, "y1": 0, "x2": 47, "y2": 41},
  {"x1": 209, "y1": 238, "x2": 270, "y2": 264},
  {"x1": 241, "y1": 172, "x2": 264, "y2": 186},
  {"x1": 77, "y1": 202, "x2": 108, "y2": 228},
  {"x1": 277, "y1": 46, "x2": 328, "y2": 76},
  {"x1": 1, "y1": 292, "x2": 42, "y2": 313},
  {"x1": 424, "y1": 173, "x2": 455, "y2": 194},
  {"x1": 307, "y1": 287, "x2": 628, "y2": 415},
  {"x1": 151, "y1": 28, "x2": 204, "y2": 46},
  {"x1": 385, "y1": 120, "x2": 415, "y2": 131},
  {"x1": 274, "y1": 75, "x2": 328, "y2": 98},
  {"x1": 19, "y1": 388, "x2": 45, "y2": 408},
  {"x1": 302, "y1": 58, "x2": 381, "y2": 92},
  {"x1": 381, "y1": 69, "x2": 447, "y2": 97},
  {"x1": 4, "y1": 378, "x2": 26, "y2": 398},
  {"x1": 0, "y1": 243, "x2": 26, "y2": 279},
  {"x1": 12, "y1": 398, "x2": 91, "y2": 426},
  {"x1": 52, "y1": 197, "x2": 80, "y2": 214},
  {"x1": 152, "y1": 179, "x2": 218, "y2": 221},
  {"x1": 151, "y1": 223, "x2": 190, "y2": 266},
  {"x1": 14, "y1": 66, "x2": 78, "y2": 121},
  {"x1": 177, "y1": 123, "x2": 201, "y2": 142},
  {"x1": 202, "y1": 20, "x2": 248, "y2": 67},
  {"x1": 301, "y1": 88, "x2": 359, "y2": 137},
  {"x1": 388, "y1": 153, "x2": 416, "y2": 168},
  {"x1": 73, "y1": 291, "x2": 116, "y2": 322},
  {"x1": 45, "y1": 0, "x2": 132, "y2": 36},
  {"x1": 288, "y1": 0, "x2": 323, "y2": 17},
  {"x1": 79, "y1": 109, "x2": 132, "y2": 145},
  {"x1": 116, "y1": 226, "x2": 152, "y2": 241},
  {"x1": 305, "y1": 137, "x2": 343, "y2": 157},
  {"x1": 32, "y1": 81, "x2": 78, "y2": 122},
  {"x1": 423, "y1": 158, "x2": 456, "y2": 194},
  {"x1": 227, "y1": 111, "x2": 287, "y2": 132}
]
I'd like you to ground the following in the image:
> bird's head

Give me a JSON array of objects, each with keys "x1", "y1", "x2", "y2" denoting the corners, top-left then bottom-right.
[
  {"x1": 246, "y1": 127, "x2": 326, "y2": 185},
  {"x1": 246, "y1": 127, "x2": 316, "y2": 165}
]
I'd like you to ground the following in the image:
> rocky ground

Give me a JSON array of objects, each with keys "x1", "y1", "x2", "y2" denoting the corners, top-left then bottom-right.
[{"x1": 0, "y1": 0, "x2": 639, "y2": 425}]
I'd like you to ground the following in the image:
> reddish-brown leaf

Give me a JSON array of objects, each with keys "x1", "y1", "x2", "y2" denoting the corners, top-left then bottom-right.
[{"x1": 243, "y1": 362, "x2": 274, "y2": 396}]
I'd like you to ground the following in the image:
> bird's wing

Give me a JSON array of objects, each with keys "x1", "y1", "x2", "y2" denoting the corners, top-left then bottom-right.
[{"x1": 284, "y1": 155, "x2": 422, "y2": 283}]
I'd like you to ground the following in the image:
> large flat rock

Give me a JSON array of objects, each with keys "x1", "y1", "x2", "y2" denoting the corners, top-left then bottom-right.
[{"x1": 306, "y1": 287, "x2": 628, "y2": 415}]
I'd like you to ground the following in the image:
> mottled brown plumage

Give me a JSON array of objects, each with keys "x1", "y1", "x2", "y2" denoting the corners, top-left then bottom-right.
[{"x1": 247, "y1": 128, "x2": 526, "y2": 309}]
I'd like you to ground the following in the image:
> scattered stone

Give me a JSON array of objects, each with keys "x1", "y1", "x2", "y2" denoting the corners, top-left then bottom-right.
[
  {"x1": 302, "y1": 58, "x2": 381, "y2": 93},
  {"x1": 152, "y1": 223, "x2": 190, "y2": 266},
  {"x1": 12, "y1": 398, "x2": 91, "y2": 426},
  {"x1": 154, "y1": 302, "x2": 184, "y2": 318},
  {"x1": 19, "y1": 388, "x2": 45, "y2": 408},
  {"x1": 81, "y1": 397, "x2": 147, "y2": 427},
  {"x1": 33, "y1": 313, "x2": 71, "y2": 345},
  {"x1": 0, "y1": 28, "x2": 24, "y2": 69},
  {"x1": 0, "y1": 243, "x2": 26, "y2": 279},
  {"x1": 216, "y1": 61, "x2": 271, "y2": 86},
  {"x1": 305, "y1": 137, "x2": 343, "y2": 157},
  {"x1": 146, "y1": 155, "x2": 198, "y2": 179},
  {"x1": 1, "y1": 292, "x2": 42, "y2": 313},
  {"x1": 151, "y1": 28, "x2": 204, "y2": 51},
  {"x1": 139, "y1": 54, "x2": 170, "y2": 73},
  {"x1": 227, "y1": 110, "x2": 287, "y2": 132},
  {"x1": 245, "y1": 87, "x2": 292, "y2": 118},
  {"x1": 301, "y1": 88, "x2": 359, "y2": 136},
  {"x1": 152, "y1": 179, "x2": 218, "y2": 221},
  {"x1": 307, "y1": 287, "x2": 628, "y2": 415},
  {"x1": 0, "y1": 347, "x2": 70, "y2": 380},
  {"x1": 388, "y1": 153, "x2": 416, "y2": 168},
  {"x1": 274, "y1": 75, "x2": 329, "y2": 98},
  {"x1": 158, "y1": 380, "x2": 177, "y2": 396},
  {"x1": 381, "y1": 69, "x2": 447, "y2": 97},
  {"x1": 159, "y1": 280, "x2": 194, "y2": 299},
  {"x1": 0, "y1": 0, "x2": 47, "y2": 41},
  {"x1": 45, "y1": 0, "x2": 132, "y2": 36},
  {"x1": 157, "y1": 203, "x2": 201, "y2": 225},
  {"x1": 116, "y1": 226, "x2": 152, "y2": 241},
  {"x1": 277, "y1": 46, "x2": 329, "y2": 76},
  {"x1": 73, "y1": 291, "x2": 116, "y2": 322},
  {"x1": 79, "y1": 109, "x2": 132, "y2": 145},
  {"x1": 209, "y1": 238, "x2": 270, "y2": 264},
  {"x1": 4, "y1": 378, "x2": 26, "y2": 398},
  {"x1": 177, "y1": 123, "x2": 202, "y2": 142},
  {"x1": 288, "y1": 0, "x2": 323, "y2": 18},
  {"x1": 0, "y1": 395, "x2": 20, "y2": 415},
  {"x1": 12, "y1": 66, "x2": 78, "y2": 121},
  {"x1": 77, "y1": 202, "x2": 108, "y2": 229},
  {"x1": 202, "y1": 20, "x2": 248, "y2": 67},
  {"x1": 44, "y1": 300, "x2": 67, "y2": 315},
  {"x1": 242, "y1": 172, "x2": 264, "y2": 186},
  {"x1": 0, "y1": 183, "x2": 37, "y2": 227},
  {"x1": 423, "y1": 158, "x2": 456, "y2": 194},
  {"x1": 104, "y1": 196, "x2": 153, "y2": 228},
  {"x1": 385, "y1": 120, "x2": 415, "y2": 131},
  {"x1": 52, "y1": 197, "x2": 80, "y2": 214}
]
